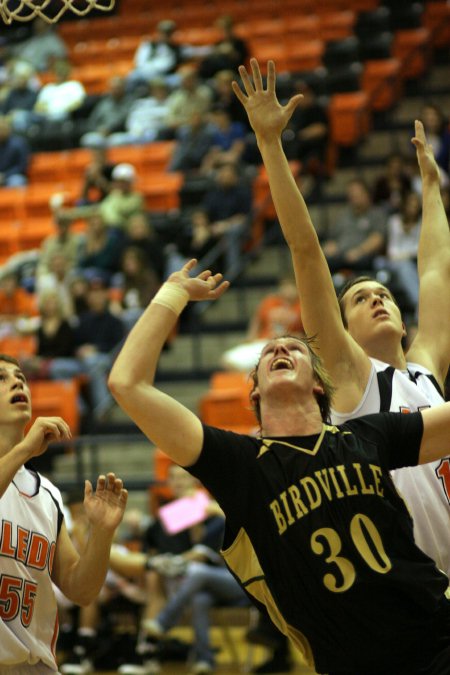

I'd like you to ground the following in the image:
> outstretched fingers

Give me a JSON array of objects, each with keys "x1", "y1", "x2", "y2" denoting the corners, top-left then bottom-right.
[
  {"x1": 250, "y1": 57, "x2": 264, "y2": 92},
  {"x1": 266, "y1": 59, "x2": 276, "y2": 93},
  {"x1": 237, "y1": 63, "x2": 256, "y2": 98},
  {"x1": 208, "y1": 274, "x2": 230, "y2": 299},
  {"x1": 182, "y1": 258, "x2": 198, "y2": 273}
]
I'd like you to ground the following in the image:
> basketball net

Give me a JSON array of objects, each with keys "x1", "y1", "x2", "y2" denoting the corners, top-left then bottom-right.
[{"x1": 0, "y1": 0, "x2": 115, "y2": 23}]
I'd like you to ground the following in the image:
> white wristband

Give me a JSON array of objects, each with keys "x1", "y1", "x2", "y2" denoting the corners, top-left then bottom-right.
[{"x1": 152, "y1": 282, "x2": 189, "y2": 316}]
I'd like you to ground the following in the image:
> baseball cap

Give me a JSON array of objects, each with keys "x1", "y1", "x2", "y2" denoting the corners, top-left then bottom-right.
[{"x1": 112, "y1": 163, "x2": 136, "y2": 182}]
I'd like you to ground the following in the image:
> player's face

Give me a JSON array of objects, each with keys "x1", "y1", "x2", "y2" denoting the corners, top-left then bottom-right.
[
  {"x1": 342, "y1": 281, "x2": 405, "y2": 347},
  {"x1": 256, "y1": 337, "x2": 316, "y2": 398},
  {"x1": 0, "y1": 361, "x2": 31, "y2": 426}
]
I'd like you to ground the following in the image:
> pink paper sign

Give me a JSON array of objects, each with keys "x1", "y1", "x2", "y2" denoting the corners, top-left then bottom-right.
[{"x1": 158, "y1": 491, "x2": 210, "y2": 534}]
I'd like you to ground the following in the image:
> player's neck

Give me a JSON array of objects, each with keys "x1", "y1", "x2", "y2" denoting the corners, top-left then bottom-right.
[
  {"x1": 261, "y1": 400, "x2": 323, "y2": 437},
  {"x1": 365, "y1": 337, "x2": 407, "y2": 370},
  {"x1": 0, "y1": 426, "x2": 25, "y2": 459}
]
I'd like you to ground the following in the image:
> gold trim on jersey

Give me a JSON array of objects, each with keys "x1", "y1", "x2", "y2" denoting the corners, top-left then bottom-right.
[
  {"x1": 222, "y1": 526, "x2": 315, "y2": 669},
  {"x1": 258, "y1": 423, "x2": 350, "y2": 458}
]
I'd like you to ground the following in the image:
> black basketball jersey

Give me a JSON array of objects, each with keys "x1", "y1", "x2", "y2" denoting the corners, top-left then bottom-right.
[{"x1": 187, "y1": 412, "x2": 450, "y2": 674}]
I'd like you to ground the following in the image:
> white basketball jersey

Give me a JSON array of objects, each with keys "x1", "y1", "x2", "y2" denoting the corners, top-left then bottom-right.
[
  {"x1": 331, "y1": 357, "x2": 450, "y2": 577},
  {"x1": 0, "y1": 465, "x2": 64, "y2": 670}
]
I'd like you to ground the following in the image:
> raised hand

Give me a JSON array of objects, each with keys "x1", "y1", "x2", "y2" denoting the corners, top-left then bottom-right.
[
  {"x1": 232, "y1": 58, "x2": 303, "y2": 140},
  {"x1": 22, "y1": 416, "x2": 72, "y2": 459},
  {"x1": 411, "y1": 119, "x2": 441, "y2": 183},
  {"x1": 84, "y1": 472, "x2": 128, "y2": 533},
  {"x1": 168, "y1": 259, "x2": 230, "y2": 302}
]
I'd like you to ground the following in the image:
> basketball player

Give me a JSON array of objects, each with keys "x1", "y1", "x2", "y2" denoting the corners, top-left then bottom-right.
[
  {"x1": 0, "y1": 354, "x2": 128, "y2": 674},
  {"x1": 108, "y1": 262, "x2": 450, "y2": 674},
  {"x1": 232, "y1": 59, "x2": 450, "y2": 580}
]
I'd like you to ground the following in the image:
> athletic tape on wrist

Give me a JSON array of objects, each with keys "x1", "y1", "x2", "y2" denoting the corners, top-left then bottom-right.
[{"x1": 152, "y1": 282, "x2": 189, "y2": 315}]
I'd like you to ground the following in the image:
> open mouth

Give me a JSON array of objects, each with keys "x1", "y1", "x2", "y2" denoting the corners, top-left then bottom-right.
[
  {"x1": 270, "y1": 358, "x2": 293, "y2": 371},
  {"x1": 373, "y1": 309, "x2": 389, "y2": 319},
  {"x1": 10, "y1": 394, "x2": 28, "y2": 404}
]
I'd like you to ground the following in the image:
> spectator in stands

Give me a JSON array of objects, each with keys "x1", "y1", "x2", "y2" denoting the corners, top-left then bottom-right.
[
  {"x1": 35, "y1": 251, "x2": 76, "y2": 318},
  {"x1": 285, "y1": 78, "x2": 328, "y2": 197},
  {"x1": 0, "y1": 271, "x2": 37, "y2": 338},
  {"x1": 165, "y1": 208, "x2": 218, "y2": 278},
  {"x1": 372, "y1": 152, "x2": 412, "y2": 213},
  {"x1": 0, "y1": 115, "x2": 29, "y2": 186},
  {"x1": 124, "y1": 212, "x2": 166, "y2": 282},
  {"x1": 11, "y1": 18, "x2": 68, "y2": 72},
  {"x1": 34, "y1": 59, "x2": 86, "y2": 121},
  {"x1": 51, "y1": 273, "x2": 124, "y2": 424},
  {"x1": 21, "y1": 288, "x2": 76, "y2": 380},
  {"x1": 110, "y1": 465, "x2": 229, "y2": 675},
  {"x1": 58, "y1": 491, "x2": 147, "y2": 674},
  {"x1": 110, "y1": 246, "x2": 160, "y2": 332},
  {"x1": 321, "y1": 177, "x2": 387, "y2": 280},
  {"x1": 198, "y1": 15, "x2": 249, "y2": 81},
  {"x1": 201, "y1": 161, "x2": 253, "y2": 273},
  {"x1": 68, "y1": 274, "x2": 90, "y2": 318},
  {"x1": 128, "y1": 19, "x2": 184, "y2": 92},
  {"x1": 36, "y1": 211, "x2": 84, "y2": 281},
  {"x1": 168, "y1": 111, "x2": 215, "y2": 174},
  {"x1": 421, "y1": 103, "x2": 449, "y2": 173},
  {"x1": 105, "y1": 78, "x2": 171, "y2": 146},
  {"x1": 77, "y1": 212, "x2": 124, "y2": 284},
  {"x1": 221, "y1": 276, "x2": 303, "y2": 372},
  {"x1": 0, "y1": 61, "x2": 38, "y2": 132},
  {"x1": 78, "y1": 144, "x2": 116, "y2": 206},
  {"x1": 98, "y1": 163, "x2": 145, "y2": 230},
  {"x1": 142, "y1": 527, "x2": 248, "y2": 675},
  {"x1": 209, "y1": 69, "x2": 250, "y2": 128},
  {"x1": 76, "y1": 274, "x2": 124, "y2": 417},
  {"x1": 162, "y1": 66, "x2": 213, "y2": 139},
  {"x1": 201, "y1": 107, "x2": 247, "y2": 175},
  {"x1": 375, "y1": 190, "x2": 422, "y2": 319},
  {"x1": 63, "y1": 163, "x2": 145, "y2": 232},
  {"x1": 79, "y1": 76, "x2": 132, "y2": 148}
]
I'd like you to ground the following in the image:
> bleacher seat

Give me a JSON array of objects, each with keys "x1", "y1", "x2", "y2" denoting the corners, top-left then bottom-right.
[
  {"x1": 199, "y1": 370, "x2": 256, "y2": 434},
  {"x1": 423, "y1": 1, "x2": 450, "y2": 48},
  {"x1": 362, "y1": 58, "x2": 403, "y2": 111},
  {"x1": 393, "y1": 27, "x2": 431, "y2": 79},
  {"x1": 28, "y1": 379, "x2": 81, "y2": 436},
  {"x1": 329, "y1": 90, "x2": 371, "y2": 147}
]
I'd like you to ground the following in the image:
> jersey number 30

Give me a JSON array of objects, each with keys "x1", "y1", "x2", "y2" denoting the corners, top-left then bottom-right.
[
  {"x1": 311, "y1": 513, "x2": 392, "y2": 593},
  {"x1": 0, "y1": 575, "x2": 37, "y2": 626}
]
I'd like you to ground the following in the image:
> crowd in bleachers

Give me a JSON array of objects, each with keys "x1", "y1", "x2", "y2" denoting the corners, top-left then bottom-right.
[
  {"x1": 0, "y1": 0, "x2": 449, "y2": 437},
  {"x1": 0, "y1": 2, "x2": 449, "y2": 675}
]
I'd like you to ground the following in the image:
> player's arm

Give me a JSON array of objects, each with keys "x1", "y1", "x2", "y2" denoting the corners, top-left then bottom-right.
[
  {"x1": 108, "y1": 260, "x2": 229, "y2": 467},
  {"x1": 232, "y1": 59, "x2": 371, "y2": 407},
  {"x1": 52, "y1": 473, "x2": 127, "y2": 606},
  {"x1": 419, "y1": 402, "x2": 450, "y2": 464},
  {"x1": 407, "y1": 120, "x2": 450, "y2": 389},
  {"x1": 0, "y1": 417, "x2": 71, "y2": 499}
]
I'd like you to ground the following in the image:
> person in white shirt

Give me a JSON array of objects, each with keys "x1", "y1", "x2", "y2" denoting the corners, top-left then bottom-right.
[
  {"x1": 0, "y1": 354, "x2": 128, "y2": 672},
  {"x1": 34, "y1": 60, "x2": 85, "y2": 121}
]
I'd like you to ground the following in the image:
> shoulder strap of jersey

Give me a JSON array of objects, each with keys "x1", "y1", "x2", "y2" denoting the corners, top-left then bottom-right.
[
  {"x1": 376, "y1": 366, "x2": 395, "y2": 412},
  {"x1": 409, "y1": 370, "x2": 444, "y2": 398}
]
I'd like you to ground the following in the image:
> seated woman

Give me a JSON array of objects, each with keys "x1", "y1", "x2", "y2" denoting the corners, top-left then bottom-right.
[
  {"x1": 21, "y1": 288, "x2": 77, "y2": 380},
  {"x1": 110, "y1": 466, "x2": 245, "y2": 674}
]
